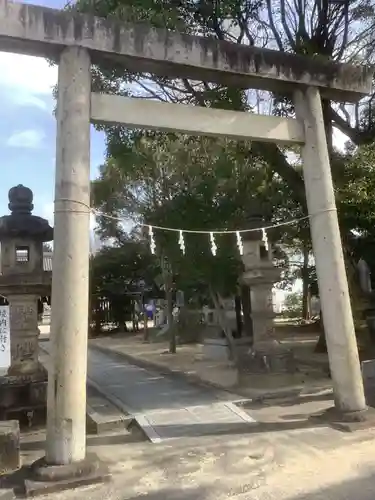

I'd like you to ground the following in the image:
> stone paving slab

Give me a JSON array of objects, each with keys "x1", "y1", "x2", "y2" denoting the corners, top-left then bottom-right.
[{"x1": 134, "y1": 402, "x2": 256, "y2": 442}]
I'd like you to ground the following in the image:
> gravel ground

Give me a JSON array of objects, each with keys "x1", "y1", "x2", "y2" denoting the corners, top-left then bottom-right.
[{"x1": 9, "y1": 420, "x2": 375, "y2": 500}]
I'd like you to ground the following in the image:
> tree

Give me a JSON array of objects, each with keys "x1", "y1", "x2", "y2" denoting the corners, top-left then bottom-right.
[
  {"x1": 92, "y1": 131, "x2": 251, "y2": 350},
  {"x1": 75, "y1": 0, "x2": 375, "y2": 352},
  {"x1": 90, "y1": 238, "x2": 160, "y2": 333}
]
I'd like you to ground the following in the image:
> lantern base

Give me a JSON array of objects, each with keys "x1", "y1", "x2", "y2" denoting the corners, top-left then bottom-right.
[
  {"x1": 0, "y1": 368, "x2": 47, "y2": 423},
  {"x1": 237, "y1": 340, "x2": 296, "y2": 374}
]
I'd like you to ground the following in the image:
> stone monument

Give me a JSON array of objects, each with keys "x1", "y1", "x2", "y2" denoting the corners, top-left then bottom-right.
[
  {"x1": 239, "y1": 218, "x2": 295, "y2": 373},
  {"x1": 0, "y1": 185, "x2": 53, "y2": 420}
]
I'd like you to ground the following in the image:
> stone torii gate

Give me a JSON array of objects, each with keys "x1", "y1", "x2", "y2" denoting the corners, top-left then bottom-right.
[{"x1": 0, "y1": 0, "x2": 373, "y2": 482}]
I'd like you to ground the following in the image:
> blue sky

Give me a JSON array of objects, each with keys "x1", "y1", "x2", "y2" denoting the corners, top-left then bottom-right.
[{"x1": 0, "y1": 0, "x2": 106, "y2": 231}]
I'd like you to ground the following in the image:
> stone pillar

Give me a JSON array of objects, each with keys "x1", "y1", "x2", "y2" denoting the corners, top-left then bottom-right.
[
  {"x1": 239, "y1": 229, "x2": 294, "y2": 373},
  {"x1": 242, "y1": 240, "x2": 280, "y2": 350},
  {"x1": 250, "y1": 284, "x2": 277, "y2": 350},
  {"x1": 294, "y1": 88, "x2": 366, "y2": 415},
  {"x1": 46, "y1": 47, "x2": 91, "y2": 465},
  {"x1": 7, "y1": 294, "x2": 39, "y2": 376}
]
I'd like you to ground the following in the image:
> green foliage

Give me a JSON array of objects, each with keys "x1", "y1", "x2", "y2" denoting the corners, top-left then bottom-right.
[
  {"x1": 92, "y1": 128, "x2": 305, "y2": 296},
  {"x1": 90, "y1": 238, "x2": 161, "y2": 331},
  {"x1": 91, "y1": 239, "x2": 159, "y2": 298},
  {"x1": 337, "y1": 144, "x2": 375, "y2": 235},
  {"x1": 282, "y1": 292, "x2": 303, "y2": 318}
]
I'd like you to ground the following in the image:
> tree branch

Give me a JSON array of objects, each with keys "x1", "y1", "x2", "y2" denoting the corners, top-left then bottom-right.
[
  {"x1": 280, "y1": 0, "x2": 297, "y2": 50},
  {"x1": 266, "y1": 0, "x2": 284, "y2": 51},
  {"x1": 251, "y1": 142, "x2": 307, "y2": 211},
  {"x1": 329, "y1": 106, "x2": 373, "y2": 145}
]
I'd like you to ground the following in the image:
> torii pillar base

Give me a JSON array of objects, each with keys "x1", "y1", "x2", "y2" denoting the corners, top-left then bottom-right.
[
  {"x1": 24, "y1": 453, "x2": 110, "y2": 497},
  {"x1": 309, "y1": 405, "x2": 375, "y2": 433}
]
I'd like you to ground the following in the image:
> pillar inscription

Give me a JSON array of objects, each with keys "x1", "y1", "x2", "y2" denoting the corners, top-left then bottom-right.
[{"x1": 8, "y1": 295, "x2": 39, "y2": 375}]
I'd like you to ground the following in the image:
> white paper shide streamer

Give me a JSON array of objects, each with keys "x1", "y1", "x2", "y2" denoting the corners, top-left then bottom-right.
[
  {"x1": 179, "y1": 230, "x2": 186, "y2": 255},
  {"x1": 95, "y1": 208, "x2": 314, "y2": 259},
  {"x1": 210, "y1": 232, "x2": 217, "y2": 256},
  {"x1": 262, "y1": 228, "x2": 269, "y2": 251},
  {"x1": 149, "y1": 226, "x2": 156, "y2": 254},
  {"x1": 236, "y1": 231, "x2": 244, "y2": 255}
]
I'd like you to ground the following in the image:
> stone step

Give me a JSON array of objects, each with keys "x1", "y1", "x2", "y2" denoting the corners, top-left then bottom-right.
[{"x1": 86, "y1": 385, "x2": 132, "y2": 435}]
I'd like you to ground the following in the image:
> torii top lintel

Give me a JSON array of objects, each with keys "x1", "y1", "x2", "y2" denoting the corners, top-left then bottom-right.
[{"x1": 0, "y1": 0, "x2": 373, "y2": 102}]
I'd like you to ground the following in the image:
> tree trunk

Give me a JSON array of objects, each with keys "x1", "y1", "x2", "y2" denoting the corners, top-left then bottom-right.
[
  {"x1": 143, "y1": 310, "x2": 149, "y2": 340},
  {"x1": 315, "y1": 311, "x2": 327, "y2": 353},
  {"x1": 301, "y1": 246, "x2": 311, "y2": 321},
  {"x1": 241, "y1": 284, "x2": 253, "y2": 340},
  {"x1": 166, "y1": 285, "x2": 176, "y2": 353},
  {"x1": 322, "y1": 99, "x2": 333, "y2": 153},
  {"x1": 210, "y1": 288, "x2": 238, "y2": 364},
  {"x1": 92, "y1": 297, "x2": 101, "y2": 336},
  {"x1": 132, "y1": 302, "x2": 138, "y2": 332},
  {"x1": 142, "y1": 294, "x2": 149, "y2": 342},
  {"x1": 120, "y1": 320, "x2": 128, "y2": 332},
  {"x1": 161, "y1": 256, "x2": 177, "y2": 353},
  {"x1": 234, "y1": 295, "x2": 242, "y2": 338}
]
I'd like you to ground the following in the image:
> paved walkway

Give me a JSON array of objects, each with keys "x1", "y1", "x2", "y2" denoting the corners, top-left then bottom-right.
[
  {"x1": 90, "y1": 333, "x2": 332, "y2": 398},
  {"x1": 40, "y1": 342, "x2": 256, "y2": 442},
  {"x1": 88, "y1": 348, "x2": 227, "y2": 413}
]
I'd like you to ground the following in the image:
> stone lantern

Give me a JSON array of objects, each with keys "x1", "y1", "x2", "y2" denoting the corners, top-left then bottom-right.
[
  {"x1": 239, "y1": 218, "x2": 295, "y2": 373},
  {"x1": 0, "y1": 185, "x2": 53, "y2": 419}
]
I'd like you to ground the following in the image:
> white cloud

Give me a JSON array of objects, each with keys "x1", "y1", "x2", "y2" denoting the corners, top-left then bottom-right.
[
  {"x1": 6, "y1": 129, "x2": 46, "y2": 149},
  {"x1": 0, "y1": 52, "x2": 57, "y2": 111},
  {"x1": 40, "y1": 202, "x2": 54, "y2": 226},
  {"x1": 12, "y1": 93, "x2": 50, "y2": 112},
  {"x1": 0, "y1": 52, "x2": 57, "y2": 94}
]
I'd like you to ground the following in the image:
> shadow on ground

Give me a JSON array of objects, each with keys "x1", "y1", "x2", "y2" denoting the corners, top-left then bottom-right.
[
  {"x1": 20, "y1": 429, "x2": 146, "y2": 453},
  {"x1": 0, "y1": 466, "x2": 29, "y2": 497},
  {"x1": 121, "y1": 487, "x2": 210, "y2": 500},
  {"x1": 0, "y1": 468, "x2": 208, "y2": 500},
  {"x1": 127, "y1": 417, "x2": 328, "y2": 440},
  {"x1": 20, "y1": 411, "x2": 330, "y2": 453},
  {"x1": 241, "y1": 391, "x2": 333, "y2": 410},
  {"x1": 288, "y1": 471, "x2": 375, "y2": 500}
]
